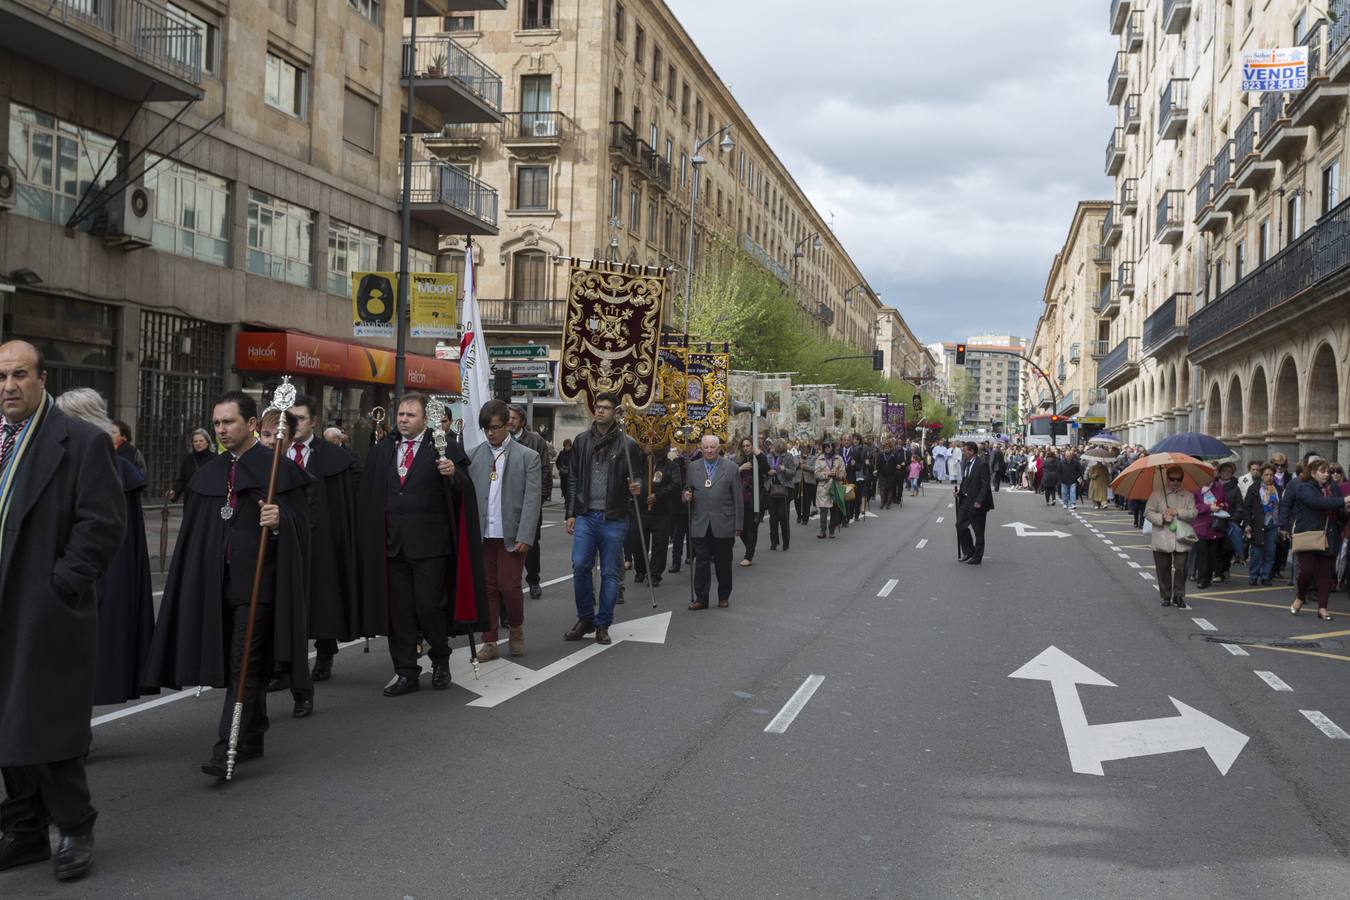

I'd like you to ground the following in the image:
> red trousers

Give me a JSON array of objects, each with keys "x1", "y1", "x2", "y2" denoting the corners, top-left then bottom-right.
[{"x1": 482, "y1": 538, "x2": 526, "y2": 642}]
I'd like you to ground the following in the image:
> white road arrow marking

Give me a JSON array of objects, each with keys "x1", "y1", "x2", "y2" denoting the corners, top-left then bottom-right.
[
  {"x1": 424, "y1": 613, "x2": 671, "y2": 708},
  {"x1": 1009, "y1": 646, "x2": 1248, "y2": 776},
  {"x1": 1001, "y1": 521, "x2": 1071, "y2": 538}
]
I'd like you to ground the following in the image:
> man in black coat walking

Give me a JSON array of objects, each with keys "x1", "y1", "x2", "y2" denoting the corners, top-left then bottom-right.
[
  {"x1": 955, "y1": 441, "x2": 995, "y2": 564},
  {"x1": 0, "y1": 341, "x2": 125, "y2": 882},
  {"x1": 991, "y1": 445, "x2": 1006, "y2": 492}
]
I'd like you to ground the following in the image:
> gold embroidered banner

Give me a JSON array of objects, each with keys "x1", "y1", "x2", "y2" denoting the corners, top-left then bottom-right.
[
  {"x1": 623, "y1": 342, "x2": 687, "y2": 448},
  {"x1": 684, "y1": 349, "x2": 730, "y2": 442},
  {"x1": 560, "y1": 263, "x2": 666, "y2": 412}
]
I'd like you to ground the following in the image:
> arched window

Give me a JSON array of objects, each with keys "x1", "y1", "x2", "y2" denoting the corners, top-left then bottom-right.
[
  {"x1": 512, "y1": 249, "x2": 548, "y2": 299},
  {"x1": 437, "y1": 249, "x2": 465, "y2": 301}
]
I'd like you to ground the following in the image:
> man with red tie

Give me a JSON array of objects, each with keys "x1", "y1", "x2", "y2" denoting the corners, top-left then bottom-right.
[
  {"x1": 356, "y1": 393, "x2": 487, "y2": 697},
  {"x1": 266, "y1": 395, "x2": 362, "y2": 718}
]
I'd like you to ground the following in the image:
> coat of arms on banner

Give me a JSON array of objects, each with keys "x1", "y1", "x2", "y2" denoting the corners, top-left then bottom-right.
[
  {"x1": 684, "y1": 350, "x2": 730, "y2": 441},
  {"x1": 560, "y1": 262, "x2": 666, "y2": 411}
]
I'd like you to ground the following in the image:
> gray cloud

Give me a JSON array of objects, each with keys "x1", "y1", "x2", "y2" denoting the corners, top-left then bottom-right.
[{"x1": 669, "y1": 0, "x2": 1117, "y2": 342}]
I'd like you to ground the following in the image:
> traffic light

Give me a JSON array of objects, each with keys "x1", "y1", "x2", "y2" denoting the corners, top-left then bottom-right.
[
  {"x1": 493, "y1": 368, "x2": 514, "y2": 402},
  {"x1": 955, "y1": 343, "x2": 967, "y2": 365},
  {"x1": 872, "y1": 349, "x2": 884, "y2": 371}
]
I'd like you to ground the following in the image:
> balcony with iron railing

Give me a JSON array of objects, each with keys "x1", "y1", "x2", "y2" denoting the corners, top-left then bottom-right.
[
  {"x1": 1162, "y1": 0, "x2": 1190, "y2": 34},
  {"x1": 1123, "y1": 92, "x2": 1141, "y2": 134},
  {"x1": 500, "y1": 111, "x2": 571, "y2": 145},
  {"x1": 1290, "y1": 19, "x2": 1348, "y2": 127},
  {"x1": 1159, "y1": 78, "x2": 1189, "y2": 139},
  {"x1": 1125, "y1": 9, "x2": 1144, "y2": 50},
  {"x1": 403, "y1": 35, "x2": 504, "y2": 126},
  {"x1": 1108, "y1": 51, "x2": 1128, "y2": 104},
  {"x1": 0, "y1": 0, "x2": 204, "y2": 102},
  {"x1": 1189, "y1": 196, "x2": 1350, "y2": 358},
  {"x1": 1258, "y1": 85, "x2": 1311, "y2": 160},
  {"x1": 1109, "y1": 0, "x2": 1131, "y2": 35},
  {"x1": 741, "y1": 233, "x2": 792, "y2": 284},
  {"x1": 1097, "y1": 337, "x2": 1140, "y2": 390},
  {"x1": 477, "y1": 299, "x2": 565, "y2": 328},
  {"x1": 1155, "y1": 190, "x2": 1184, "y2": 244},
  {"x1": 1090, "y1": 339, "x2": 1110, "y2": 359},
  {"x1": 1332, "y1": 0, "x2": 1350, "y2": 76},
  {"x1": 1097, "y1": 280, "x2": 1119, "y2": 318},
  {"x1": 1057, "y1": 390, "x2": 1079, "y2": 416},
  {"x1": 1142, "y1": 292, "x2": 1191, "y2": 356},
  {"x1": 1102, "y1": 202, "x2": 1122, "y2": 247},
  {"x1": 1232, "y1": 106, "x2": 1278, "y2": 192},
  {"x1": 1105, "y1": 127, "x2": 1125, "y2": 175},
  {"x1": 1193, "y1": 165, "x2": 1213, "y2": 220},
  {"x1": 609, "y1": 120, "x2": 641, "y2": 165},
  {"x1": 400, "y1": 159, "x2": 499, "y2": 235},
  {"x1": 1120, "y1": 178, "x2": 1138, "y2": 215},
  {"x1": 1118, "y1": 261, "x2": 1135, "y2": 297}
]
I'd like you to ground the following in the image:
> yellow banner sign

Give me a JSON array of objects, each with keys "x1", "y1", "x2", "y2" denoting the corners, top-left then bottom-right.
[{"x1": 351, "y1": 271, "x2": 459, "y2": 339}]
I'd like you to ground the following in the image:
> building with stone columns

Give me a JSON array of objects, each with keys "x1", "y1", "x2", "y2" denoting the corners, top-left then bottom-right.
[
  {"x1": 1025, "y1": 201, "x2": 1111, "y2": 428},
  {"x1": 415, "y1": 0, "x2": 903, "y2": 438},
  {"x1": 0, "y1": 0, "x2": 507, "y2": 492},
  {"x1": 1098, "y1": 0, "x2": 1350, "y2": 461}
]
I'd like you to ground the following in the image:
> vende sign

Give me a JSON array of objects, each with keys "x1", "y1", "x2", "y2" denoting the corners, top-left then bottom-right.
[{"x1": 1242, "y1": 47, "x2": 1308, "y2": 92}]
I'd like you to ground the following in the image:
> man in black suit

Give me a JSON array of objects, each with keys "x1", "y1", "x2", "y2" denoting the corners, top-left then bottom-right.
[
  {"x1": 955, "y1": 441, "x2": 994, "y2": 564},
  {"x1": 990, "y1": 444, "x2": 1006, "y2": 492},
  {"x1": 357, "y1": 392, "x2": 474, "y2": 697}
]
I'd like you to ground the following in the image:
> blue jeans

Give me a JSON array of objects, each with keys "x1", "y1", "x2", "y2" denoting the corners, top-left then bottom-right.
[
  {"x1": 1226, "y1": 521, "x2": 1246, "y2": 561},
  {"x1": 1248, "y1": 528, "x2": 1278, "y2": 582},
  {"x1": 1060, "y1": 482, "x2": 1077, "y2": 508},
  {"x1": 571, "y1": 511, "x2": 628, "y2": 628}
]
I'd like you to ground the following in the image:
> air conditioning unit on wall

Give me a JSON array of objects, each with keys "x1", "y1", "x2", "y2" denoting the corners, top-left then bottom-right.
[
  {"x1": 0, "y1": 164, "x2": 15, "y2": 212},
  {"x1": 104, "y1": 184, "x2": 154, "y2": 250}
]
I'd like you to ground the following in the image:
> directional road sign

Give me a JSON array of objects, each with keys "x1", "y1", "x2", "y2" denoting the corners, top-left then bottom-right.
[
  {"x1": 489, "y1": 344, "x2": 548, "y2": 359},
  {"x1": 498, "y1": 359, "x2": 550, "y2": 375},
  {"x1": 511, "y1": 377, "x2": 549, "y2": 392}
]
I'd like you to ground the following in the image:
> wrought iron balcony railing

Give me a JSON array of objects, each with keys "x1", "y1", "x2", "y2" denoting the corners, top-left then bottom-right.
[
  {"x1": 405, "y1": 35, "x2": 503, "y2": 111},
  {"x1": 1258, "y1": 90, "x2": 1287, "y2": 146},
  {"x1": 19, "y1": 0, "x2": 203, "y2": 86},
  {"x1": 1155, "y1": 189, "x2": 1184, "y2": 242},
  {"x1": 1142, "y1": 292, "x2": 1190, "y2": 355},
  {"x1": 1159, "y1": 78, "x2": 1189, "y2": 138},
  {"x1": 1194, "y1": 165, "x2": 1213, "y2": 214},
  {"x1": 1189, "y1": 197, "x2": 1350, "y2": 351},
  {"x1": 477, "y1": 299, "x2": 565, "y2": 327},
  {"x1": 1108, "y1": 51, "x2": 1128, "y2": 104},
  {"x1": 1235, "y1": 108, "x2": 1260, "y2": 160},
  {"x1": 402, "y1": 160, "x2": 499, "y2": 227},
  {"x1": 1097, "y1": 337, "x2": 1140, "y2": 389},
  {"x1": 1213, "y1": 139, "x2": 1233, "y2": 187},
  {"x1": 501, "y1": 111, "x2": 570, "y2": 141}
]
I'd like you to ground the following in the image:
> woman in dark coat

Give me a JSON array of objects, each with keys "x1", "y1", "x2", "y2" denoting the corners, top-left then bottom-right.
[
  {"x1": 1289, "y1": 459, "x2": 1349, "y2": 620},
  {"x1": 1041, "y1": 451, "x2": 1061, "y2": 506},
  {"x1": 57, "y1": 390, "x2": 156, "y2": 705},
  {"x1": 167, "y1": 427, "x2": 214, "y2": 503}
]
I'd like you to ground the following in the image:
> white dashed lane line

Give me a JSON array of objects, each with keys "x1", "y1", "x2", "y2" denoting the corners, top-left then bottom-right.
[
  {"x1": 1222, "y1": 643, "x2": 1250, "y2": 656},
  {"x1": 915, "y1": 539, "x2": 929, "y2": 550},
  {"x1": 1301, "y1": 710, "x2": 1350, "y2": 739},
  {"x1": 877, "y1": 579, "x2": 898, "y2": 598},
  {"x1": 1255, "y1": 671, "x2": 1293, "y2": 692},
  {"x1": 1193, "y1": 618, "x2": 1218, "y2": 631}
]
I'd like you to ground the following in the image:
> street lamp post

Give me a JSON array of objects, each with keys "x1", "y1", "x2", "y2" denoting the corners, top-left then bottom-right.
[{"x1": 682, "y1": 124, "x2": 735, "y2": 340}]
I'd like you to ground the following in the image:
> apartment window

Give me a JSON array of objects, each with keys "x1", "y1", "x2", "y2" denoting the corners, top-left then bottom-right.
[
  {"x1": 632, "y1": 104, "x2": 641, "y2": 135},
  {"x1": 667, "y1": 65, "x2": 677, "y2": 102},
  {"x1": 1294, "y1": 11, "x2": 1308, "y2": 43},
  {"x1": 1212, "y1": 258, "x2": 1224, "y2": 297},
  {"x1": 664, "y1": 211, "x2": 674, "y2": 252},
  {"x1": 664, "y1": 137, "x2": 673, "y2": 165},
  {"x1": 1259, "y1": 217, "x2": 1271, "y2": 263},
  {"x1": 167, "y1": 3, "x2": 219, "y2": 76},
  {"x1": 347, "y1": 0, "x2": 380, "y2": 23},
  {"x1": 679, "y1": 152, "x2": 687, "y2": 187},
  {"x1": 143, "y1": 154, "x2": 229, "y2": 267},
  {"x1": 521, "y1": 75, "x2": 553, "y2": 134},
  {"x1": 246, "y1": 190, "x2": 314, "y2": 287},
  {"x1": 327, "y1": 221, "x2": 380, "y2": 296},
  {"x1": 609, "y1": 174, "x2": 621, "y2": 220},
  {"x1": 515, "y1": 165, "x2": 550, "y2": 209},
  {"x1": 694, "y1": 98, "x2": 703, "y2": 134},
  {"x1": 265, "y1": 52, "x2": 307, "y2": 119},
  {"x1": 1234, "y1": 239, "x2": 1246, "y2": 280},
  {"x1": 512, "y1": 250, "x2": 548, "y2": 299},
  {"x1": 634, "y1": 25, "x2": 645, "y2": 65},
  {"x1": 342, "y1": 89, "x2": 377, "y2": 153},
  {"x1": 652, "y1": 46, "x2": 663, "y2": 85},
  {"x1": 629, "y1": 189, "x2": 640, "y2": 234},
  {"x1": 612, "y1": 87, "x2": 623, "y2": 122},
  {"x1": 681, "y1": 83, "x2": 690, "y2": 118},
  {"x1": 1322, "y1": 160, "x2": 1341, "y2": 214},
  {"x1": 647, "y1": 201, "x2": 657, "y2": 241},
  {"x1": 6, "y1": 103, "x2": 120, "y2": 228},
  {"x1": 649, "y1": 124, "x2": 658, "y2": 148},
  {"x1": 444, "y1": 15, "x2": 475, "y2": 31},
  {"x1": 437, "y1": 250, "x2": 466, "y2": 300},
  {"x1": 521, "y1": 0, "x2": 553, "y2": 29},
  {"x1": 1286, "y1": 193, "x2": 1302, "y2": 242},
  {"x1": 409, "y1": 246, "x2": 435, "y2": 273},
  {"x1": 615, "y1": 2, "x2": 626, "y2": 43},
  {"x1": 716, "y1": 188, "x2": 723, "y2": 217}
]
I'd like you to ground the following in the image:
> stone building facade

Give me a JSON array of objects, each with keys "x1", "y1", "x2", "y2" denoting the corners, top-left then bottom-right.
[
  {"x1": 417, "y1": 0, "x2": 902, "y2": 438},
  {"x1": 1098, "y1": 0, "x2": 1350, "y2": 461},
  {"x1": 0, "y1": 0, "x2": 506, "y2": 491}
]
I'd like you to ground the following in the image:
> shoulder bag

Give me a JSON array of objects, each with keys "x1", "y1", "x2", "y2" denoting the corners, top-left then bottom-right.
[
  {"x1": 1173, "y1": 519, "x2": 1199, "y2": 546},
  {"x1": 1291, "y1": 524, "x2": 1330, "y2": 554}
]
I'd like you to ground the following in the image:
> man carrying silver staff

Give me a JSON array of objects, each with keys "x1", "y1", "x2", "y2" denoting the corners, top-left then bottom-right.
[
  {"x1": 143, "y1": 389, "x2": 311, "y2": 780},
  {"x1": 356, "y1": 393, "x2": 487, "y2": 696}
]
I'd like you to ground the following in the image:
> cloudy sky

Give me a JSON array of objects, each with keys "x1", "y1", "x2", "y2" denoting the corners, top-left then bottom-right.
[{"x1": 670, "y1": 0, "x2": 1117, "y2": 346}]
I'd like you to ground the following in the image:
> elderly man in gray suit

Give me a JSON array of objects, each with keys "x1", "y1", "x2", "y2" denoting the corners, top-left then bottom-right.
[
  {"x1": 681, "y1": 434, "x2": 743, "y2": 610},
  {"x1": 468, "y1": 400, "x2": 541, "y2": 660}
]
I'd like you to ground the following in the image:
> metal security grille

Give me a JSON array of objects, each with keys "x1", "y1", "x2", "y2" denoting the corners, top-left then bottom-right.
[{"x1": 138, "y1": 310, "x2": 227, "y2": 497}]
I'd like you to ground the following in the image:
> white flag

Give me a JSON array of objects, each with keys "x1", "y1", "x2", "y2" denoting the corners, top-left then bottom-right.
[{"x1": 458, "y1": 250, "x2": 490, "y2": 452}]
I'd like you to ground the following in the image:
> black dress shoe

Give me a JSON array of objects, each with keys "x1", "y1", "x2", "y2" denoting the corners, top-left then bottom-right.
[
  {"x1": 383, "y1": 675, "x2": 420, "y2": 697},
  {"x1": 668, "y1": 563, "x2": 680, "y2": 573},
  {"x1": 965, "y1": 558, "x2": 982, "y2": 565},
  {"x1": 649, "y1": 578, "x2": 662, "y2": 588},
  {"x1": 528, "y1": 582, "x2": 542, "y2": 599},
  {"x1": 0, "y1": 833, "x2": 50, "y2": 871},
  {"x1": 634, "y1": 574, "x2": 647, "y2": 585},
  {"x1": 53, "y1": 833, "x2": 93, "y2": 882},
  {"x1": 311, "y1": 656, "x2": 333, "y2": 682},
  {"x1": 265, "y1": 674, "x2": 291, "y2": 693},
  {"x1": 200, "y1": 745, "x2": 262, "y2": 779},
  {"x1": 1172, "y1": 597, "x2": 1188, "y2": 608},
  {"x1": 293, "y1": 696, "x2": 314, "y2": 718},
  {"x1": 958, "y1": 554, "x2": 971, "y2": 562},
  {"x1": 431, "y1": 663, "x2": 451, "y2": 690}
]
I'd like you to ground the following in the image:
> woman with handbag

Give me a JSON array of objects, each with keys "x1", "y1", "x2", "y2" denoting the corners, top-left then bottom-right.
[
  {"x1": 814, "y1": 439, "x2": 847, "y2": 539},
  {"x1": 1243, "y1": 464, "x2": 1280, "y2": 586},
  {"x1": 1145, "y1": 467, "x2": 1199, "y2": 608},
  {"x1": 1191, "y1": 474, "x2": 1231, "y2": 589},
  {"x1": 1289, "y1": 459, "x2": 1350, "y2": 619},
  {"x1": 765, "y1": 439, "x2": 796, "y2": 552}
]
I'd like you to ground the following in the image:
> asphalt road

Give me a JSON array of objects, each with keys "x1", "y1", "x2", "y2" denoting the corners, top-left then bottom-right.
[{"x1": 14, "y1": 486, "x2": 1350, "y2": 898}]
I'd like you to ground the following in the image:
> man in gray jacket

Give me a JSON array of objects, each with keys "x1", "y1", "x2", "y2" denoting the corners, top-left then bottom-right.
[
  {"x1": 682, "y1": 434, "x2": 743, "y2": 609},
  {"x1": 469, "y1": 400, "x2": 541, "y2": 659}
]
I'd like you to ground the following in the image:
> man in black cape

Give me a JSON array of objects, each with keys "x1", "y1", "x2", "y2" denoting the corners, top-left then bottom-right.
[
  {"x1": 266, "y1": 394, "x2": 361, "y2": 718},
  {"x1": 356, "y1": 392, "x2": 487, "y2": 695},
  {"x1": 143, "y1": 391, "x2": 310, "y2": 779}
]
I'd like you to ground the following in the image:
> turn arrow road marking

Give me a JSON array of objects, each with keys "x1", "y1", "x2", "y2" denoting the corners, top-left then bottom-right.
[
  {"x1": 1009, "y1": 646, "x2": 1248, "y2": 776},
  {"x1": 422, "y1": 613, "x2": 671, "y2": 708},
  {"x1": 1001, "y1": 521, "x2": 1072, "y2": 538}
]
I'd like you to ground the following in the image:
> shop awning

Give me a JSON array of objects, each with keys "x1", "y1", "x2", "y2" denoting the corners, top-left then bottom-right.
[{"x1": 235, "y1": 331, "x2": 460, "y2": 394}]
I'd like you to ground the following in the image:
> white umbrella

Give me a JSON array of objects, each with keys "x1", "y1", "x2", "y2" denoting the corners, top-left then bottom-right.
[{"x1": 1088, "y1": 432, "x2": 1122, "y2": 447}]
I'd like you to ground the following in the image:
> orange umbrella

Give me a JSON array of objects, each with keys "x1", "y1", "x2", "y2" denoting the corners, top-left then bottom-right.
[{"x1": 1109, "y1": 452, "x2": 1215, "y2": 501}]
